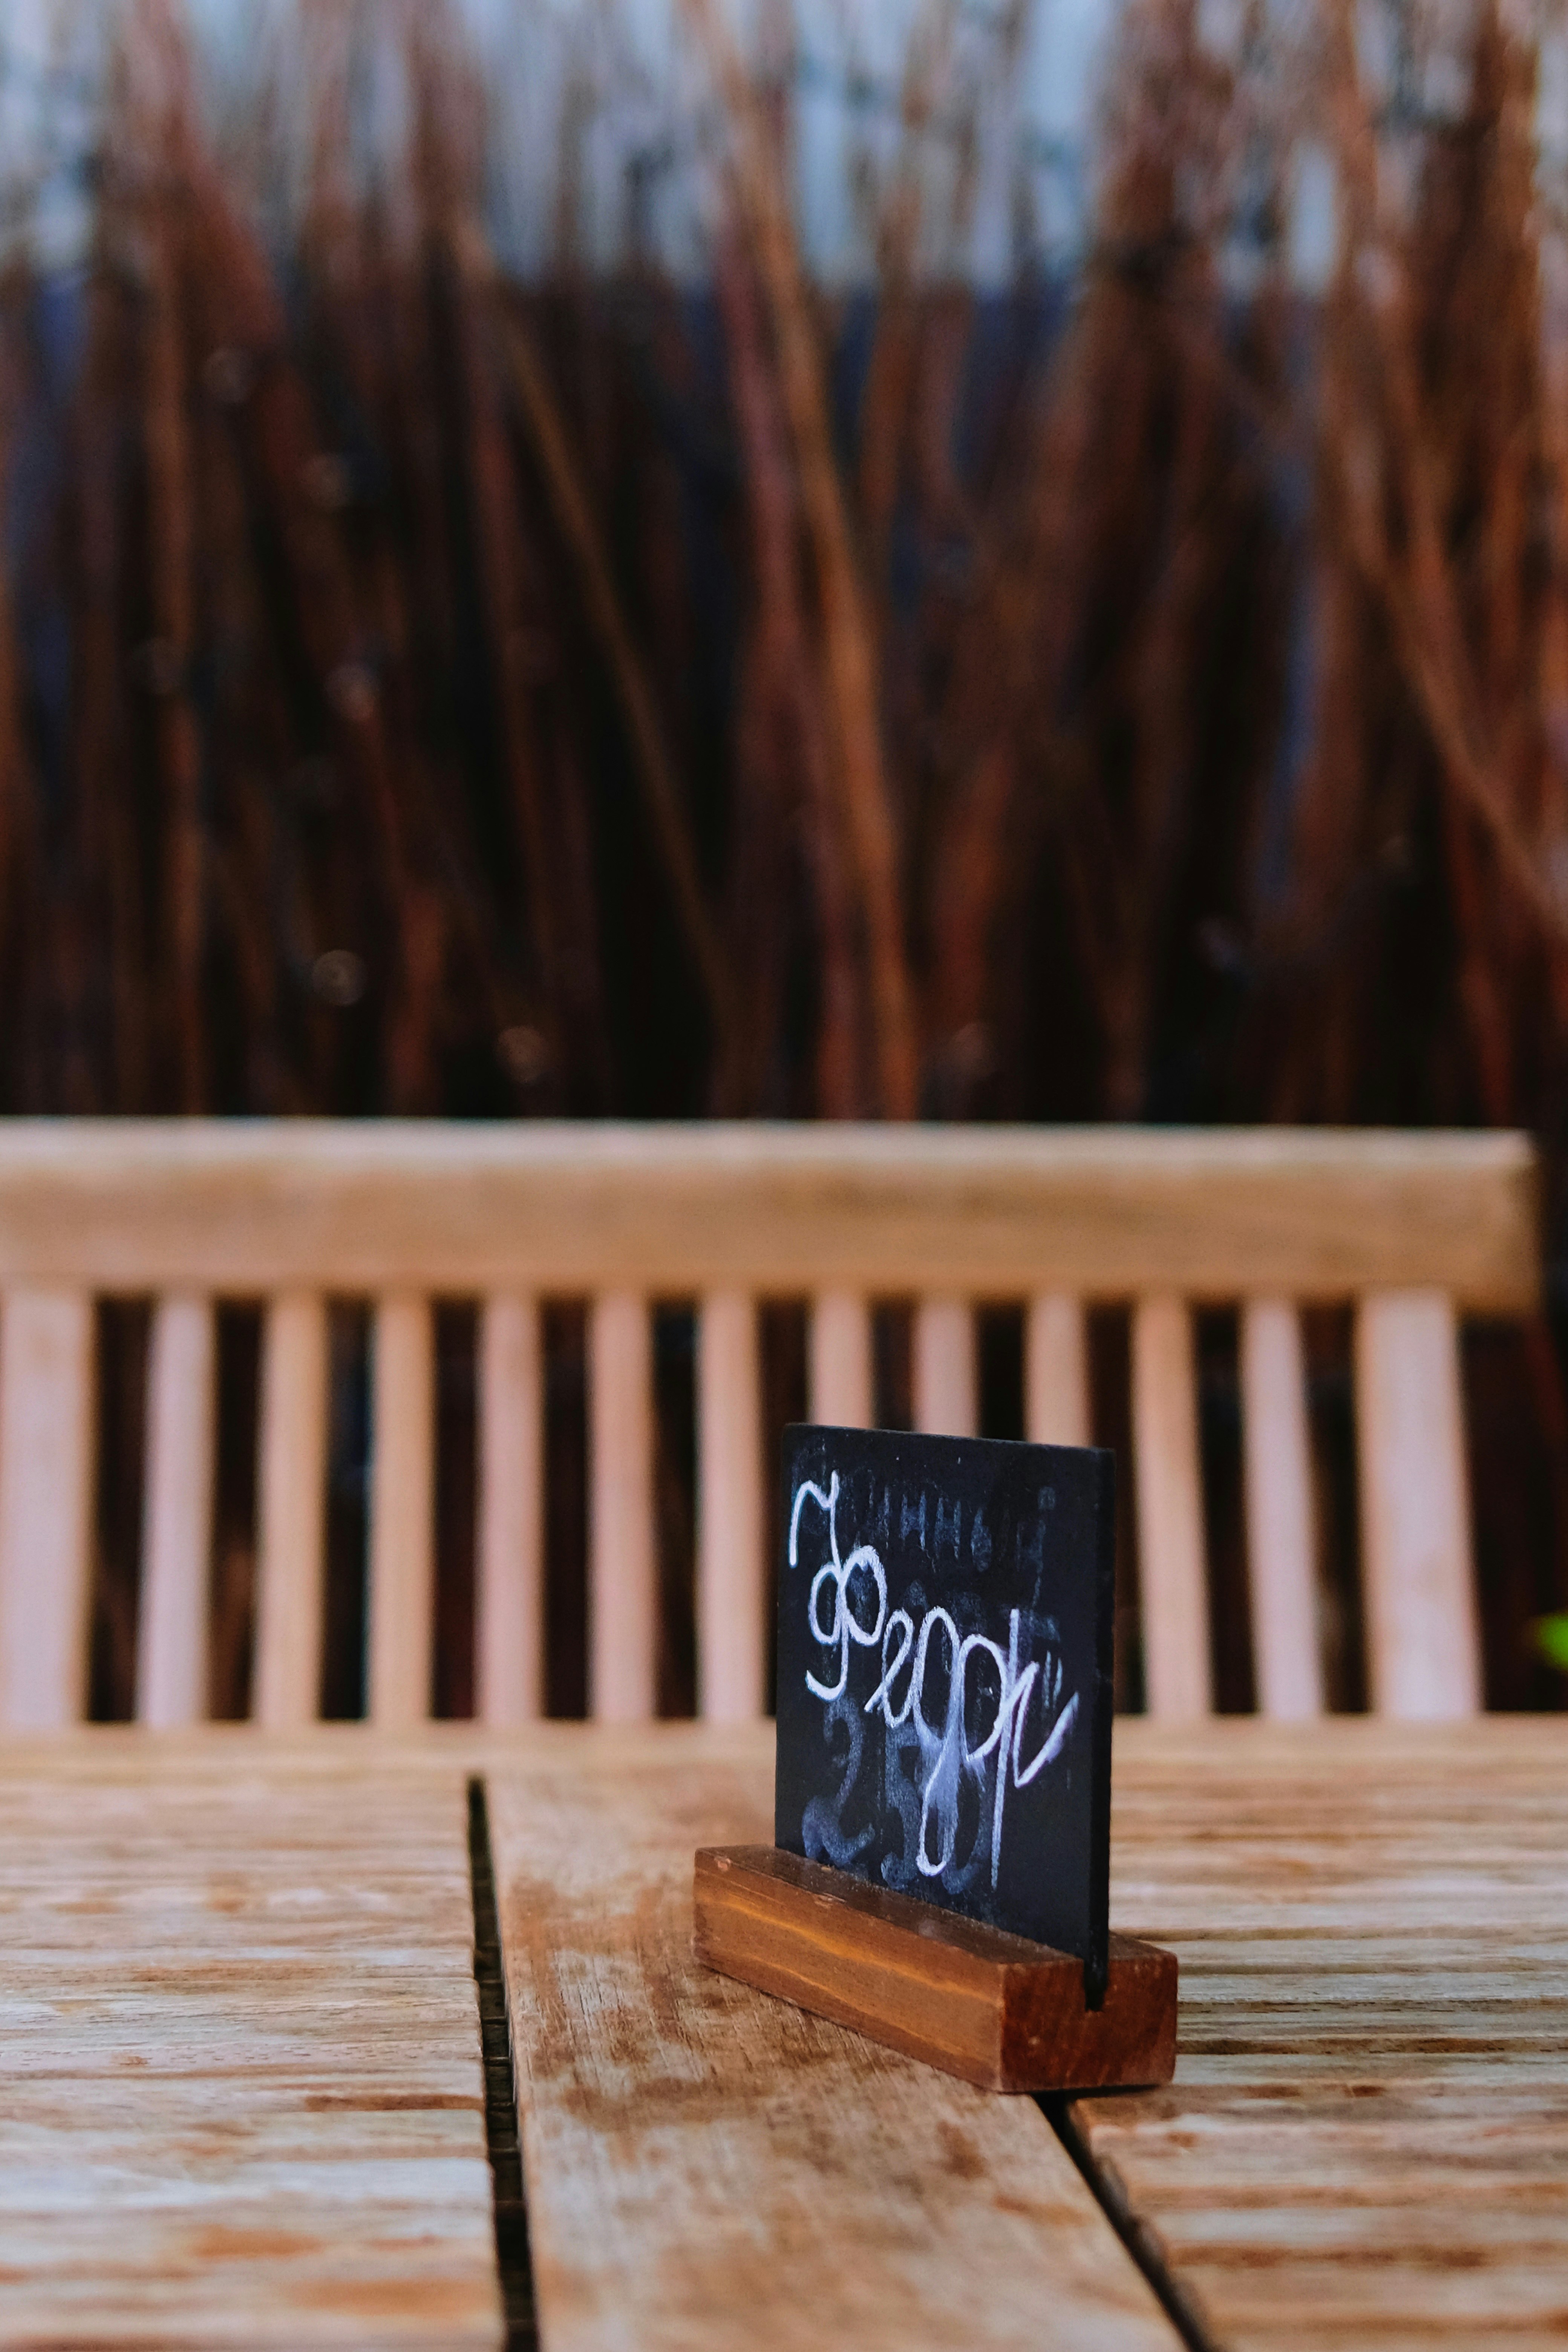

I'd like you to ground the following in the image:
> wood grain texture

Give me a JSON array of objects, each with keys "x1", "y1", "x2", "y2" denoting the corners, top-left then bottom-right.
[
  {"x1": 1, "y1": 1720, "x2": 1563, "y2": 2350},
  {"x1": 1073, "y1": 1717, "x2": 1568, "y2": 2352},
  {"x1": 1240, "y1": 1298, "x2": 1322, "y2": 1720},
  {"x1": 253, "y1": 1292, "x2": 329, "y2": 1728},
  {"x1": 809, "y1": 1288, "x2": 873, "y2": 1426},
  {"x1": 1026, "y1": 1292, "x2": 1091, "y2": 1447},
  {"x1": 694, "y1": 1845, "x2": 1177, "y2": 2093},
  {"x1": 1355, "y1": 1292, "x2": 1481, "y2": 1718},
  {"x1": 0, "y1": 1287, "x2": 95, "y2": 1729},
  {"x1": 478, "y1": 1293, "x2": 544, "y2": 1726},
  {"x1": 914, "y1": 1295, "x2": 978, "y2": 1436},
  {"x1": 0, "y1": 1121, "x2": 1533, "y2": 1305},
  {"x1": 1131, "y1": 1295, "x2": 1211, "y2": 1721},
  {"x1": 0, "y1": 1743, "x2": 499, "y2": 2348},
  {"x1": 486, "y1": 1738, "x2": 1177, "y2": 2352},
  {"x1": 697, "y1": 1291, "x2": 764, "y2": 1721},
  {"x1": 589, "y1": 1290, "x2": 655, "y2": 1721},
  {"x1": 137, "y1": 1293, "x2": 217, "y2": 1726},
  {"x1": 369, "y1": 1294, "x2": 435, "y2": 1728}
]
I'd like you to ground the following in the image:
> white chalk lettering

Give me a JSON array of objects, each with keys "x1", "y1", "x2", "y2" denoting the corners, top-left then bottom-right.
[
  {"x1": 790, "y1": 1474, "x2": 1079, "y2": 1892},
  {"x1": 790, "y1": 1474, "x2": 887, "y2": 1702}
]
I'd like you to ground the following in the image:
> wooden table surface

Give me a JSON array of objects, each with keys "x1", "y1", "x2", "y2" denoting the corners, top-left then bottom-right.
[
  {"x1": 1083, "y1": 1721, "x2": 1568, "y2": 2352},
  {"x1": 0, "y1": 1720, "x2": 1564, "y2": 2350},
  {"x1": 0, "y1": 1740, "x2": 499, "y2": 2349}
]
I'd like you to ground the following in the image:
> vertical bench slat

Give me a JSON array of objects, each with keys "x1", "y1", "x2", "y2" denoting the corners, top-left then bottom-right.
[
  {"x1": 478, "y1": 1293, "x2": 544, "y2": 1725},
  {"x1": 0, "y1": 1289, "x2": 95, "y2": 1729},
  {"x1": 697, "y1": 1291, "x2": 764, "y2": 1720},
  {"x1": 136, "y1": 1294, "x2": 216, "y2": 1726},
  {"x1": 914, "y1": 1297, "x2": 977, "y2": 1437},
  {"x1": 1355, "y1": 1290, "x2": 1480, "y2": 1718},
  {"x1": 1241, "y1": 1298, "x2": 1323, "y2": 1720},
  {"x1": 1132, "y1": 1294, "x2": 1211, "y2": 1720},
  {"x1": 368, "y1": 1293, "x2": 435, "y2": 1728},
  {"x1": 809, "y1": 1290, "x2": 873, "y2": 1427},
  {"x1": 253, "y1": 1291, "x2": 329, "y2": 1727},
  {"x1": 1026, "y1": 1293, "x2": 1090, "y2": 1447},
  {"x1": 590, "y1": 1290, "x2": 655, "y2": 1722}
]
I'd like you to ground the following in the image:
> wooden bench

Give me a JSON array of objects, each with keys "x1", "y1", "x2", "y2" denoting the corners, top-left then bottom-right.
[{"x1": 0, "y1": 1122, "x2": 1536, "y2": 1732}]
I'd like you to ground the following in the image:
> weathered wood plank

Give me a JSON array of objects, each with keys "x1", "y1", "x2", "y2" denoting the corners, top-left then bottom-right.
[
  {"x1": 1131, "y1": 1295, "x2": 1211, "y2": 1721},
  {"x1": 1026, "y1": 1292, "x2": 1091, "y2": 1447},
  {"x1": 0, "y1": 1288, "x2": 95, "y2": 1730},
  {"x1": 369, "y1": 1294, "x2": 435, "y2": 1727},
  {"x1": 486, "y1": 1742, "x2": 1177, "y2": 2352},
  {"x1": 0, "y1": 1749, "x2": 499, "y2": 2349},
  {"x1": 809, "y1": 1289, "x2": 873, "y2": 1426},
  {"x1": 478, "y1": 1292, "x2": 544, "y2": 1726},
  {"x1": 1073, "y1": 1718, "x2": 1568, "y2": 2352},
  {"x1": 589, "y1": 1290, "x2": 655, "y2": 1721},
  {"x1": 137, "y1": 1292, "x2": 217, "y2": 1726},
  {"x1": 253, "y1": 1292, "x2": 329, "y2": 1728},
  {"x1": 1355, "y1": 1291, "x2": 1481, "y2": 1718},
  {"x1": 913, "y1": 1295, "x2": 978, "y2": 1436},
  {"x1": 697, "y1": 1290, "x2": 765, "y2": 1721},
  {"x1": 1240, "y1": 1297, "x2": 1322, "y2": 1720},
  {"x1": 0, "y1": 1122, "x2": 1533, "y2": 1306}
]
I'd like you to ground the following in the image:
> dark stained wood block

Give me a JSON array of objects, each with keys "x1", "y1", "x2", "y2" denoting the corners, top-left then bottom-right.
[{"x1": 693, "y1": 1844, "x2": 1177, "y2": 2095}]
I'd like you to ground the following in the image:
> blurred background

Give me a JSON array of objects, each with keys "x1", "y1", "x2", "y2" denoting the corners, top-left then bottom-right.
[{"x1": 5, "y1": 0, "x2": 1568, "y2": 1715}]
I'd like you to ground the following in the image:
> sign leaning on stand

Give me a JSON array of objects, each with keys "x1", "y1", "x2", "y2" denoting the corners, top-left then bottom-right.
[{"x1": 694, "y1": 1424, "x2": 1178, "y2": 2094}]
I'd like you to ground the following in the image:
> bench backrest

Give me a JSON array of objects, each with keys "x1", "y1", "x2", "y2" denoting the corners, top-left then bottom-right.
[{"x1": 0, "y1": 1122, "x2": 1537, "y2": 1730}]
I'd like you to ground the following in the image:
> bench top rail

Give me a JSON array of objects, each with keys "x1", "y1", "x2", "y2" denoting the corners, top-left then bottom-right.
[{"x1": 0, "y1": 1120, "x2": 1536, "y2": 1305}]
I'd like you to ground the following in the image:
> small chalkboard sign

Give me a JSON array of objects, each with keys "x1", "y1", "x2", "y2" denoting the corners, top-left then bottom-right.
[
  {"x1": 693, "y1": 1422, "x2": 1176, "y2": 2093},
  {"x1": 772, "y1": 1424, "x2": 1115, "y2": 2002}
]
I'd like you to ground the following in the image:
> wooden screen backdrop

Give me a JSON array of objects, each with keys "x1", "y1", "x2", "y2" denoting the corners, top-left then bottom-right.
[{"x1": 0, "y1": 1123, "x2": 1537, "y2": 1732}]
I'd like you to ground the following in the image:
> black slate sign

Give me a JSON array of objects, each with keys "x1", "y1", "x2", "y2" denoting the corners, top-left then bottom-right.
[{"x1": 774, "y1": 1424, "x2": 1116, "y2": 2000}]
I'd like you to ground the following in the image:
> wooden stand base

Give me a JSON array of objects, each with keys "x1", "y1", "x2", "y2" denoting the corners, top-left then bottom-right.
[{"x1": 693, "y1": 1845, "x2": 1177, "y2": 2095}]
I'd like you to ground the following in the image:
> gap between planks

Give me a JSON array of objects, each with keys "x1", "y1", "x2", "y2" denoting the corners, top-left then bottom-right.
[
  {"x1": 467, "y1": 1778, "x2": 539, "y2": 2352},
  {"x1": 1044, "y1": 2098, "x2": 1222, "y2": 2352}
]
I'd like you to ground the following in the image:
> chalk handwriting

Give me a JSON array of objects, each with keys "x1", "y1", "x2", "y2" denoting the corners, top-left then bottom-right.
[
  {"x1": 789, "y1": 1473, "x2": 1079, "y2": 1893},
  {"x1": 789, "y1": 1474, "x2": 887, "y2": 1701}
]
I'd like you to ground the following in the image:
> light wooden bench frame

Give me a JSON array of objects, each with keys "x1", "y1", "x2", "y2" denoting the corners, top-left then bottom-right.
[{"x1": 0, "y1": 1122, "x2": 1537, "y2": 1732}]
